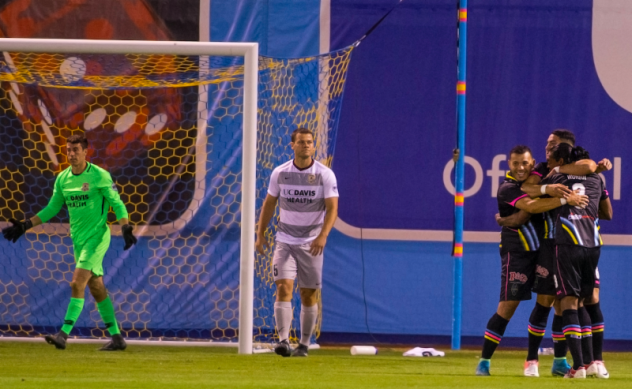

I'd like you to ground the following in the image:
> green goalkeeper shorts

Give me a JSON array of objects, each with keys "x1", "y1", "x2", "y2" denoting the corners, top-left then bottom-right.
[{"x1": 73, "y1": 226, "x2": 111, "y2": 277}]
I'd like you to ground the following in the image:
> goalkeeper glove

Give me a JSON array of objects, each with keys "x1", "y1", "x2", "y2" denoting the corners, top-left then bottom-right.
[
  {"x1": 2, "y1": 218, "x2": 33, "y2": 243},
  {"x1": 121, "y1": 224, "x2": 137, "y2": 250}
]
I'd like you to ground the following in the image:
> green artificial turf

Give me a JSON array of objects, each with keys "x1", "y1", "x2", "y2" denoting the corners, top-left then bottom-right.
[{"x1": 0, "y1": 341, "x2": 629, "y2": 388}]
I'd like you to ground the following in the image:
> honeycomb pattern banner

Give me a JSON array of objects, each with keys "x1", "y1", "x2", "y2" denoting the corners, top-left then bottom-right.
[{"x1": 0, "y1": 46, "x2": 354, "y2": 343}]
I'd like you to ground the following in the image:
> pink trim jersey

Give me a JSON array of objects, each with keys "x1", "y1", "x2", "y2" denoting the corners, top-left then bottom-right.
[
  {"x1": 497, "y1": 173, "x2": 540, "y2": 252},
  {"x1": 547, "y1": 173, "x2": 604, "y2": 248}
]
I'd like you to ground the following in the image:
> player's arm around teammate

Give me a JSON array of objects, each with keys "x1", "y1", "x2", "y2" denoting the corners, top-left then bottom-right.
[
  {"x1": 598, "y1": 197, "x2": 613, "y2": 221},
  {"x1": 521, "y1": 130, "x2": 612, "y2": 198},
  {"x1": 518, "y1": 144, "x2": 610, "y2": 377},
  {"x1": 546, "y1": 144, "x2": 605, "y2": 377},
  {"x1": 476, "y1": 145, "x2": 587, "y2": 377},
  {"x1": 497, "y1": 148, "x2": 586, "y2": 314}
]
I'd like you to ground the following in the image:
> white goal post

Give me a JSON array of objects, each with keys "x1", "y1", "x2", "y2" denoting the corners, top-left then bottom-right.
[{"x1": 0, "y1": 38, "x2": 259, "y2": 355}]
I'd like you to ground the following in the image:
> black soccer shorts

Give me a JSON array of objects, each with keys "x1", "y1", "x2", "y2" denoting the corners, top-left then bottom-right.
[
  {"x1": 555, "y1": 244, "x2": 600, "y2": 299},
  {"x1": 499, "y1": 248, "x2": 537, "y2": 302},
  {"x1": 532, "y1": 239, "x2": 557, "y2": 296}
]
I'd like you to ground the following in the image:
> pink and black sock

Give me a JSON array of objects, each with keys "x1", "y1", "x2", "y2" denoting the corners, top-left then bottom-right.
[
  {"x1": 526, "y1": 303, "x2": 551, "y2": 361},
  {"x1": 481, "y1": 313, "x2": 509, "y2": 360},
  {"x1": 562, "y1": 309, "x2": 584, "y2": 370},
  {"x1": 585, "y1": 302, "x2": 604, "y2": 361},
  {"x1": 578, "y1": 306, "x2": 594, "y2": 365},
  {"x1": 552, "y1": 314, "x2": 567, "y2": 358}
]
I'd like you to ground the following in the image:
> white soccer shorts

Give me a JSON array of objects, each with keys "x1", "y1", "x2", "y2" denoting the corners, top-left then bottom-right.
[{"x1": 272, "y1": 241, "x2": 323, "y2": 289}]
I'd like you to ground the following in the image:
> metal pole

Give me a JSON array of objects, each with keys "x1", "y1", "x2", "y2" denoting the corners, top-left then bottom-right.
[
  {"x1": 452, "y1": 0, "x2": 467, "y2": 351},
  {"x1": 238, "y1": 44, "x2": 258, "y2": 354}
]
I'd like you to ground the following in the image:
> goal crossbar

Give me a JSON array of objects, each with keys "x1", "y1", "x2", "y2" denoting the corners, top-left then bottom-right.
[{"x1": 0, "y1": 38, "x2": 257, "y2": 56}]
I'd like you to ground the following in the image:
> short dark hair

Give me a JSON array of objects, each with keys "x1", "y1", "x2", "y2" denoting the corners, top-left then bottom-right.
[
  {"x1": 551, "y1": 143, "x2": 590, "y2": 165},
  {"x1": 67, "y1": 134, "x2": 88, "y2": 150},
  {"x1": 551, "y1": 129, "x2": 575, "y2": 146},
  {"x1": 291, "y1": 128, "x2": 314, "y2": 142},
  {"x1": 509, "y1": 145, "x2": 532, "y2": 157}
]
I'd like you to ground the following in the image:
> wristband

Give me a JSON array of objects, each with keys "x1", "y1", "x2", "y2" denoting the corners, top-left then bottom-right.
[
  {"x1": 553, "y1": 166, "x2": 560, "y2": 173},
  {"x1": 560, "y1": 198, "x2": 567, "y2": 205},
  {"x1": 540, "y1": 185, "x2": 548, "y2": 195}
]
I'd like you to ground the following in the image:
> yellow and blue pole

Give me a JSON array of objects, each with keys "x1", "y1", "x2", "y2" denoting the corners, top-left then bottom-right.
[{"x1": 452, "y1": 0, "x2": 467, "y2": 351}]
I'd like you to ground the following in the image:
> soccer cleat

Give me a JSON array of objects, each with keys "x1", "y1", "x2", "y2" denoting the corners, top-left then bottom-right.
[
  {"x1": 564, "y1": 367, "x2": 586, "y2": 379},
  {"x1": 524, "y1": 360, "x2": 539, "y2": 377},
  {"x1": 44, "y1": 331, "x2": 68, "y2": 350},
  {"x1": 475, "y1": 359, "x2": 491, "y2": 376},
  {"x1": 274, "y1": 339, "x2": 292, "y2": 357},
  {"x1": 586, "y1": 362, "x2": 598, "y2": 377},
  {"x1": 98, "y1": 334, "x2": 127, "y2": 351},
  {"x1": 593, "y1": 361, "x2": 610, "y2": 379},
  {"x1": 291, "y1": 344, "x2": 309, "y2": 357},
  {"x1": 551, "y1": 358, "x2": 571, "y2": 376}
]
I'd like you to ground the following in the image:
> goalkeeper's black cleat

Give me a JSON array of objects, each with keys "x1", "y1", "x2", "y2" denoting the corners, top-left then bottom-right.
[
  {"x1": 99, "y1": 334, "x2": 127, "y2": 351},
  {"x1": 121, "y1": 225, "x2": 137, "y2": 250},
  {"x1": 44, "y1": 331, "x2": 68, "y2": 350},
  {"x1": 2, "y1": 218, "x2": 32, "y2": 243},
  {"x1": 291, "y1": 344, "x2": 309, "y2": 357},
  {"x1": 274, "y1": 339, "x2": 292, "y2": 357}
]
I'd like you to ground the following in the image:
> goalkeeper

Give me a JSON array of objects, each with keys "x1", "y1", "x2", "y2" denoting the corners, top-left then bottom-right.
[{"x1": 2, "y1": 134, "x2": 137, "y2": 351}]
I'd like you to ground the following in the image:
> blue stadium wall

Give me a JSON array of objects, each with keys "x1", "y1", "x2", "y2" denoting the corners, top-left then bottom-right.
[{"x1": 207, "y1": 0, "x2": 632, "y2": 346}]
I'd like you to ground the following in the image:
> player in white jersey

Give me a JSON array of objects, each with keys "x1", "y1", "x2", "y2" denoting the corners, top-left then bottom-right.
[{"x1": 256, "y1": 128, "x2": 339, "y2": 357}]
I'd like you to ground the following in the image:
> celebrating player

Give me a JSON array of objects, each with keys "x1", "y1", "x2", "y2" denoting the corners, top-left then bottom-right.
[
  {"x1": 542, "y1": 143, "x2": 605, "y2": 378},
  {"x1": 475, "y1": 145, "x2": 588, "y2": 376},
  {"x1": 497, "y1": 129, "x2": 611, "y2": 377},
  {"x1": 2, "y1": 134, "x2": 137, "y2": 351},
  {"x1": 255, "y1": 128, "x2": 339, "y2": 357}
]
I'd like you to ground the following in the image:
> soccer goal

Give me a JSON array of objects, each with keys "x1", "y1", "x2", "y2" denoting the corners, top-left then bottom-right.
[{"x1": 0, "y1": 38, "x2": 354, "y2": 353}]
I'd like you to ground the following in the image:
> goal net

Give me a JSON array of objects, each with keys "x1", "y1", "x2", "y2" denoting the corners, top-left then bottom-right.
[{"x1": 0, "y1": 39, "x2": 354, "y2": 349}]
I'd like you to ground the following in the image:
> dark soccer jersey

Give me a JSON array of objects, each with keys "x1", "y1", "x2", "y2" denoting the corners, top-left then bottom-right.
[
  {"x1": 529, "y1": 211, "x2": 546, "y2": 243},
  {"x1": 600, "y1": 187, "x2": 610, "y2": 202},
  {"x1": 525, "y1": 162, "x2": 550, "y2": 240},
  {"x1": 531, "y1": 162, "x2": 550, "y2": 180},
  {"x1": 534, "y1": 174, "x2": 608, "y2": 242},
  {"x1": 539, "y1": 175, "x2": 558, "y2": 241},
  {"x1": 497, "y1": 174, "x2": 540, "y2": 252},
  {"x1": 549, "y1": 173, "x2": 604, "y2": 247}
]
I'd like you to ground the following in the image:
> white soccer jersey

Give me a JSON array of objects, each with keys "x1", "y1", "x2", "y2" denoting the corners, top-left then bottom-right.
[{"x1": 268, "y1": 159, "x2": 338, "y2": 245}]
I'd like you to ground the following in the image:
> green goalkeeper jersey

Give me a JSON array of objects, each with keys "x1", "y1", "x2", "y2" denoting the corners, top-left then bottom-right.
[{"x1": 37, "y1": 162, "x2": 128, "y2": 245}]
